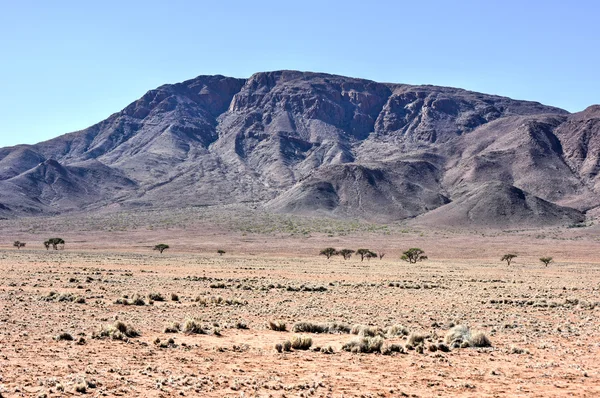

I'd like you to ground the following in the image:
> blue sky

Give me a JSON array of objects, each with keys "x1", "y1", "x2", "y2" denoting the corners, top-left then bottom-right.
[{"x1": 0, "y1": 0, "x2": 598, "y2": 148}]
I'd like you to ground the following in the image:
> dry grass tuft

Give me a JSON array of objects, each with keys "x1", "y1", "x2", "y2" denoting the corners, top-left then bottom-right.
[
  {"x1": 164, "y1": 322, "x2": 181, "y2": 333},
  {"x1": 94, "y1": 321, "x2": 139, "y2": 341},
  {"x1": 351, "y1": 324, "x2": 382, "y2": 337},
  {"x1": 342, "y1": 336, "x2": 385, "y2": 353},
  {"x1": 406, "y1": 332, "x2": 427, "y2": 346},
  {"x1": 386, "y1": 324, "x2": 410, "y2": 337},
  {"x1": 267, "y1": 320, "x2": 287, "y2": 331},
  {"x1": 292, "y1": 321, "x2": 350, "y2": 334},
  {"x1": 55, "y1": 332, "x2": 73, "y2": 341},
  {"x1": 290, "y1": 335, "x2": 313, "y2": 350},
  {"x1": 182, "y1": 318, "x2": 206, "y2": 334}
]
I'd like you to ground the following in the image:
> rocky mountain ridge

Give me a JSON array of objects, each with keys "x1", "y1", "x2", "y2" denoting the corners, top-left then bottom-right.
[{"x1": 0, "y1": 70, "x2": 597, "y2": 227}]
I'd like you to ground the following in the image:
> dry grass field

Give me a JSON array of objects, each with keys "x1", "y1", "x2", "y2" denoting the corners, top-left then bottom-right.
[{"x1": 1, "y1": 207, "x2": 600, "y2": 397}]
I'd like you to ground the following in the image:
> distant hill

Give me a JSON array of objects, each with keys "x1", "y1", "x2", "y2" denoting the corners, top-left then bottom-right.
[{"x1": 1, "y1": 70, "x2": 597, "y2": 227}]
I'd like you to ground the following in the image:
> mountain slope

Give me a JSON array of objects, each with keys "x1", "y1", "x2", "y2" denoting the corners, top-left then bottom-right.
[{"x1": 0, "y1": 70, "x2": 597, "y2": 227}]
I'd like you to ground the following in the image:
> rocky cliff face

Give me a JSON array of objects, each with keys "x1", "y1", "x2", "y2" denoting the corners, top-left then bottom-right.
[{"x1": 0, "y1": 71, "x2": 596, "y2": 227}]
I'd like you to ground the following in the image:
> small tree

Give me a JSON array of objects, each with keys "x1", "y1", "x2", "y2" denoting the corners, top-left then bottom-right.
[
  {"x1": 154, "y1": 244, "x2": 169, "y2": 254},
  {"x1": 319, "y1": 247, "x2": 338, "y2": 259},
  {"x1": 401, "y1": 248, "x2": 427, "y2": 264},
  {"x1": 339, "y1": 249, "x2": 355, "y2": 260},
  {"x1": 45, "y1": 238, "x2": 65, "y2": 250},
  {"x1": 539, "y1": 257, "x2": 553, "y2": 267},
  {"x1": 356, "y1": 248, "x2": 373, "y2": 262},
  {"x1": 501, "y1": 254, "x2": 517, "y2": 265},
  {"x1": 379, "y1": 252, "x2": 385, "y2": 260},
  {"x1": 365, "y1": 251, "x2": 377, "y2": 261},
  {"x1": 217, "y1": 249, "x2": 226, "y2": 256},
  {"x1": 13, "y1": 241, "x2": 25, "y2": 249}
]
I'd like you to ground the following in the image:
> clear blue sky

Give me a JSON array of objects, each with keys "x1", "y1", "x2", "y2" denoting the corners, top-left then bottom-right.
[{"x1": 0, "y1": 0, "x2": 598, "y2": 148}]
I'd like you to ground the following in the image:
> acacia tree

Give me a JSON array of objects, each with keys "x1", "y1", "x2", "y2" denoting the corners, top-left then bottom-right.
[
  {"x1": 13, "y1": 241, "x2": 25, "y2": 249},
  {"x1": 45, "y1": 238, "x2": 65, "y2": 250},
  {"x1": 501, "y1": 254, "x2": 517, "y2": 266},
  {"x1": 356, "y1": 248, "x2": 373, "y2": 262},
  {"x1": 365, "y1": 251, "x2": 377, "y2": 261},
  {"x1": 401, "y1": 248, "x2": 427, "y2": 264},
  {"x1": 378, "y1": 252, "x2": 385, "y2": 260},
  {"x1": 539, "y1": 257, "x2": 553, "y2": 267},
  {"x1": 154, "y1": 244, "x2": 169, "y2": 254},
  {"x1": 217, "y1": 250, "x2": 226, "y2": 256},
  {"x1": 339, "y1": 249, "x2": 355, "y2": 260},
  {"x1": 319, "y1": 247, "x2": 338, "y2": 259}
]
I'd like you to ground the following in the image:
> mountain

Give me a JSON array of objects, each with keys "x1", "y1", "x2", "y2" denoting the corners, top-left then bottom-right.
[{"x1": 0, "y1": 70, "x2": 597, "y2": 227}]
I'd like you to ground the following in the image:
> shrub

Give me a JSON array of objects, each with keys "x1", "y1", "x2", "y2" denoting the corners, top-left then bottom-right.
[{"x1": 171, "y1": 293, "x2": 179, "y2": 301}]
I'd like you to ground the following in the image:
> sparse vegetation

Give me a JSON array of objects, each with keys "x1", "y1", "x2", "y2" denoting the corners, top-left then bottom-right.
[
  {"x1": 501, "y1": 254, "x2": 517, "y2": 265},
  {"x1": 217, "y1": 249, "x2": 226, "y2": 256},
  {"x1": 401, "y1": 248, "x2": 427, "y2": 263}
]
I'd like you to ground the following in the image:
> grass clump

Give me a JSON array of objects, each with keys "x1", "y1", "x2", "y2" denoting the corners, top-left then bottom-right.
[
  {"x1": 406, "y1": 332, "x2": 427, "y2": 347},
  {"x1": 55, "y1": 332, "x2": 74, "y2": 341},
  {"x1": 292, "y1": 321, "x2": 350, "y2": 334},
  {"x1": 386, "y1": 324, "x2": 410, "y2": 337},
  {"x1": 148, "y1": 292, "x2": 165, "y2": 301},
  {"x1": 182, "y1": 318, "x2": 206, "y2": 334},
  {"x1": 445, "y1": 325, "x2": 491, "y2": 348},
  {"x1": 115, "y1": 294, "x2": 146, "y2": 306},
  {"x1": 351, "y1": 324, "x2": 382, "y2": 337},
  {"x1": 164, "y1": 322, "x2": 181, "y2": 333},
  {"x1": 267, "y1": 320, "x2": 287, "y2": 331},
  {"x1": 290, "y1": 335, "x2": 313, "y2": 350},
  {"x1": 94, "y1": 321, "x2": 139, "y2": 341},
  {"x1": 342, "y1": 336, "x2": 385, "y2": 353}
]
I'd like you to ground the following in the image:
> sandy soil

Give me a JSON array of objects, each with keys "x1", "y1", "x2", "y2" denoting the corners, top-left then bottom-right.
[{"x1": 1, "y1": 212, "x2": 600, "y2": 397}]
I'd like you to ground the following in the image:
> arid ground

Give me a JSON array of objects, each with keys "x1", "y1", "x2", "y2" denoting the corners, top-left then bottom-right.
[{"x1": 1, "y1": 208, "x2": 600, "y2": 397}]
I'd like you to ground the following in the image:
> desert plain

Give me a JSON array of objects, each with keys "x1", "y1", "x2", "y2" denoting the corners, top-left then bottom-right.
[{"x1": 1, "y1": 207, "x2": 600, "y2": 397}]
